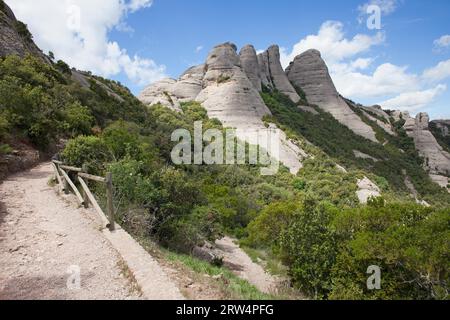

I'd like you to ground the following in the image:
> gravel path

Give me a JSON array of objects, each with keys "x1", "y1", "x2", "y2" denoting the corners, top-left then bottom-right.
[
  {"x1": 0, "y1": 163, "x2": 141, "y2": 300},
  {"x1": 215, "y1": 237, "x2": 279, "y2": 294}
]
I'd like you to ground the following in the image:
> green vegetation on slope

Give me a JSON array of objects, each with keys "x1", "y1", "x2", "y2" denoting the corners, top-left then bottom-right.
[
  {"x1": 1, "y1": 54, "x2": 448, "y2": 300},
  {"x1": 260, "y1": 89, "x2": 450, "y2": 206},
  {"x1": 429, "y1": 121, "x2": 450, "y2": 153},
  {"x1": 245, "y1": 197, "x2": 449, "y2": 300}
]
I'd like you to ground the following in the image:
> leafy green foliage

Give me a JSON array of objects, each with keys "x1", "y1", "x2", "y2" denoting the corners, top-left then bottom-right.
[
  {"x1": 55, "y1": 60, "x2": 71, "y2": 74},
  {"x1": 429, "y1": 121, "x2": 450, "y2": 153},
  {"x1": 63, "y1": 102, "x2": 94, "y2": 137},
  {"x1": 61, "y1": 136, "x2": 112, "y2": 173},
  {"x1": 261, "y1": 89, "x2": 450, "y2": 206},
  {"x1": 331, "y1": 200, "x2": 449, "y2": 300},
  {"x1": 0, "y1": 143, "x2": 12, "y2": 155},
  {"x1": 14, "y1": 21, "x2": 33, "y2": 42},
  {"x1": 246, "y1": 196, "x2": 449, "y2": 300},
  {"x1": 3, "y1": 51, "x2": 448, "y2": 300}
]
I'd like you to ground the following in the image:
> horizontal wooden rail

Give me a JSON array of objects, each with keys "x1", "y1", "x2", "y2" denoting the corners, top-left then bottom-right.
[
  {"x1": 51, "y1": 160, "x2": 115, "y2": 231},
  {"x1": 78, "y1": 172, "x2": 106, "y2": 183},
  {"x1": 60, "y1": 164, "x2": 82, "y2": 172}
]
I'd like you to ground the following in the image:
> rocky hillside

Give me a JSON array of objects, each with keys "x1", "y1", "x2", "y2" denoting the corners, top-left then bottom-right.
[
  {"x1": 140, "y1": 42, "x2": 307, "y2": 174},
  {"x1": 0, "y1": 0, "x2": 48, "y2": 61},
  {"x1": 0, "y1": 1, "x2": 146, "y2": 180},
  {"x1": 140, "y1": 42, "x2": 450, "y2": 195}
]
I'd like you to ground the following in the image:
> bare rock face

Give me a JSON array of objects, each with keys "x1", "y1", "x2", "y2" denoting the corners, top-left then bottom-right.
[
  {"x1": 139, "y1": 42, "x2": 306, "y2": 174},
  {"x1": 172, "y1": 64, "x2": 205, "y2": 101},
  {"x1": 356, "y1": 177, "x2": 381, "y2": 204},
  {"x1": 431, "y1": 120, "x2": 450, "y2": 137},
  {"x1": 286, "y1": 49, "x2": 377, "y2": 142},
  {"x1": 404, "y1": 113, "x2": 450, "y2": 176},
  {"x1": 239, "y1": 45, "x2": 262, "y2": 92},
  {"x1": 357, "y1": 105, "x2": 396, "y2": 136},
  {"x1": 196, "y1": 43, "x2": 270, "y2": 127},
  {"x1": 0, "y1": 2, "x2": 48, "y2": 61},
  {"x1": 257, "y1": 45, "x2": 300, "y2": 103},
  {"x1": 139, "y1": 64, "x2": 206, "y2": 112},
  {"x1": 138, "y1": 78, "x2": 182, "y2": 112},
  {"x1": 257, "y1": 51, "x2": 272, "y2": 89}
]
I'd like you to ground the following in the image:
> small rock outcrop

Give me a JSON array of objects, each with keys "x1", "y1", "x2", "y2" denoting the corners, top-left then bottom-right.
[
  {"x1": 286, "y1": 50, "x2": 378, "y2": 142},
  {"x1": 431, "y1": 119, "x2": 450, "y2": 137},
  {"x1": 404, "y1": 113, "x2": 450, "y2": 177},
  {"x1": 356, "y1": 177, "x2": 381, "y2": 204},
  {"x1": 359, "y1": 105, "x2": 396, "y2": 136}
]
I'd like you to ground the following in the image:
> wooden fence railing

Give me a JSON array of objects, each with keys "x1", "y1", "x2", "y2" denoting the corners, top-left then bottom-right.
[{"x1": 52, "y1": 160, "x2": 115, "y2": 231}]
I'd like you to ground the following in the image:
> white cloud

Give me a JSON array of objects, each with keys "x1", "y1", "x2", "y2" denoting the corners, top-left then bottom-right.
[
  {"x1": 358, "y1": 0, "x2": 399, "y2": 15},
  {"x1": 378, "y1": 84, "x2": 447, "y2": 112},
  {"x1": 5, "y1": 0, "x2": 165, "y2": 86},
  {"x1": 333, "y1": 63, "x2": 419, "y2": 99},
  {"x1": 422, "y1": 59, "x2": 450, "y2": 83},
  {"x1": 280, "y1": 19, "x2": 448, "y2": 114},
  {"x1": 350, "y1": 58, "x2": 374, "y2": 70},
  {"x1": 280, "y1": 21, "x2": 384, "y2": 68},
  {"x1": 195, "y1": 45, "x2": 204, "y2": 53},
  {"x1": 434, "y1": 35, "x2": 450, "y2": 48},
  {"x1": 127, "y1": 0, "x2": 153, "y2": 12},
  {"x1": 433, "y1": 35, "x2": 450, "y2": 53}
]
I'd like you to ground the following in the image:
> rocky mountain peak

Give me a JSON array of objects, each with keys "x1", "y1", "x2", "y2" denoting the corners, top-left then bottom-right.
[
  {"x1": 239, "y1": 44, "x2": 261, "y2": 91},
  {"x1": 286, "y1": 49, "x2": 378, "y2": 142},
  {"x1": 260, "y1": 45, "x2": 300, "y2": 102},
  {"x1": 404, "y1": 112, "x2": 450, "y2": 183}
]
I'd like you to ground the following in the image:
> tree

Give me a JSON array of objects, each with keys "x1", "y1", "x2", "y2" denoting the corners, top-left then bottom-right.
[{"x1": 64, "y1": 102, "x2": 94, "y2": 136}]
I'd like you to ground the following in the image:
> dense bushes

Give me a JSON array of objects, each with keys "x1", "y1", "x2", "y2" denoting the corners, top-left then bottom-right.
[
  {"x1": 4, "y1": 52, "x2": 448, "y2": 300},
  {"x1": 246, "y1": 198, "x2": 449, "y2": 300},
  {"x1": 0, "y1": 54, "x2": 150, "y2": 151},
  {"x1": 61, "y1": 136, "x2": 111, "y2": 173},
  {"x1": 261, "y1": 89, "x2": 450, "y2": 207}
]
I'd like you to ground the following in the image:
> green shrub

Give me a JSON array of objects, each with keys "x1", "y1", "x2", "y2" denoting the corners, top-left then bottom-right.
[
  {"x1": 102, "y1": 120, "x2": 141, "y2": 160},
  {"x1": 14, "y1": 21, "x2": 33, "y2": 42},
  {"x1": 61, "y1": 136, "x2": 112, "y2": 173},
  {"x1": 63, "y1": 102, "x2": 94, "y2": 136},
  {"x1": 246, "y1": 201, "x2": 299, "y2": 247},
  {"x1": 330, "y1": 202, "x2": 449, "y2": 300},
  {"x1": 0, "y1": 114, "x2": 10, "y2": 141},
  {"x1": 0, "y1": 144, "x2": 12, "y2": 155},
  {"x1": 55, "y1": 60, "x2": 71, "y2": 74},
  {"x1": 279, "y1": 200, "x2": 338, "y2": 299}
]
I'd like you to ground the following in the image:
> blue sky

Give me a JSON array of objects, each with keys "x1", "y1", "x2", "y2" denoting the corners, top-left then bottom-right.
[{"x1": 6, "y1": 0, "x2": 450, "y2": 119}]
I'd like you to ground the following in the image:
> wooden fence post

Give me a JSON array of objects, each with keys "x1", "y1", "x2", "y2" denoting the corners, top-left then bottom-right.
[
  {"x1": 81, "y1": 165, "x2": 90, "y2": 209},
  {"x1": 105, "y1": 172, "x2": 115, "y2": 231},
  {"x1": 63, "y1": 171, "x2": 69, "y2": 195}
]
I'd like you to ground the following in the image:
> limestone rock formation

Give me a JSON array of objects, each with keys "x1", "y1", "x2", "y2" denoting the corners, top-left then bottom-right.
[
  {"x1": 139, "y1": 42, "x2": 306, "y2": 174},
  {"x1": 356, "y1": 177, "x2": 381, "y2": 204},
  {"x1": 359, "y1": 105, "x2": 396, "y2": 136},
  {"x1": 404, "y1": 113, "x2": 450, "y2": 177},
  {"x1": 257, "y1": 45, "x2": 300, "y2": 103},
  {"x1": 286, "y1": 49, "x2": 378, "y2": 142},
  {"x1": 0, "y1": 1, "x2": 48, "y2": 61},
  {"x1": 239, "y1": 45, "x2": 261, "y2": 92},
  {"x1": 139, "y1": 78, "x2": 182, "y2": 111},
  {"x1": 431, "y1": 119, "x2": 450, "y2": 137}
]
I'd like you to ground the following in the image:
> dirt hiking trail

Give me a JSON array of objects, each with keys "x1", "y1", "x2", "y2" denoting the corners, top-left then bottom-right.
[{"x1": 0, "y1": 163, "x2": 180, "y2": 300}]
